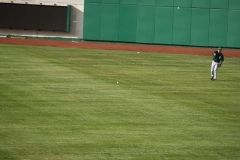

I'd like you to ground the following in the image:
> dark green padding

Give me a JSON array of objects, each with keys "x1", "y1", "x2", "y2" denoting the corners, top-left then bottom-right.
[
  {"x1": 136, "y1": 6, "x2": 155, "y2": 43},
  {"x1": 118, "y1": 5, "x2": 137, "y2": 42},
  {"x1": 83, "y1": 3, "x2": 101, "y2": 40},
  {"x1": 173, "y1": 8, "x2": 191, "y2": 45},
  {"x1": 154, "y1": 7, "x2": 173, "y2": 44},
  {"x1": 83, "y1": 0, "x2": 240, "y2": 48},
  {"x1": 191, "y1": 8, "x2": 210, "y2": 46},
  {"x1": 101, "y1": 4, "x2": 119, "y2": 41},
  {"x1": 227, "y1": 10, "x2": 240, "y2": 47},
  {"x1": 209, "y1": 9, "x2": 228, "y2": 46}
]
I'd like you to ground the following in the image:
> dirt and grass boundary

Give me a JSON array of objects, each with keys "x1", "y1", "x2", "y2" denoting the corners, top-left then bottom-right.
[{"x1": 0, "y1": 37, "x2": 239, "y2": 58}]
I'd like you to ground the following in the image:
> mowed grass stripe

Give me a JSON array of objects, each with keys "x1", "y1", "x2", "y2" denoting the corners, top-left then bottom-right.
[{"x1": 0, "y1": 44, "x2": 240, "y2": 160}]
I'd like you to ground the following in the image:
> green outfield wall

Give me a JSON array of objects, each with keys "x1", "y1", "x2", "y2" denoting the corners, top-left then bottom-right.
[{"x1": 83, "y1": 0, "x2": 240, "y2": 48}]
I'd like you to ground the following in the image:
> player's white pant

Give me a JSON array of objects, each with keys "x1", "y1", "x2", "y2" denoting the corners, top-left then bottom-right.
[{"x1": 211, "y1": 61, "x2": 218, "y2": 79}]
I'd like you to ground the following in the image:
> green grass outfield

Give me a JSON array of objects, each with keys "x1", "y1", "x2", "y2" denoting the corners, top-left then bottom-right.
[{"x1": 0, "y1": 44, "x2": 240, "y2": 160}]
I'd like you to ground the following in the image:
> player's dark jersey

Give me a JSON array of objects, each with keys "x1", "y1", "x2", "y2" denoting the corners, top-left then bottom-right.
[{"x1": 213, "y1": 51, "x2": 224, "y2": 63}]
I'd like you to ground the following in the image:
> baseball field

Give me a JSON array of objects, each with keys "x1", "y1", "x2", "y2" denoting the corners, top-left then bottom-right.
[{"x1": 0, "y1": 43, "x2": 240, "y2": 160}]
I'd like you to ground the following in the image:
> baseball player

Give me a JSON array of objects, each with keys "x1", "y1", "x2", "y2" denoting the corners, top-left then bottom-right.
[{"x1": 211, "y1": 47, "x2": 224, "y2": 80}]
